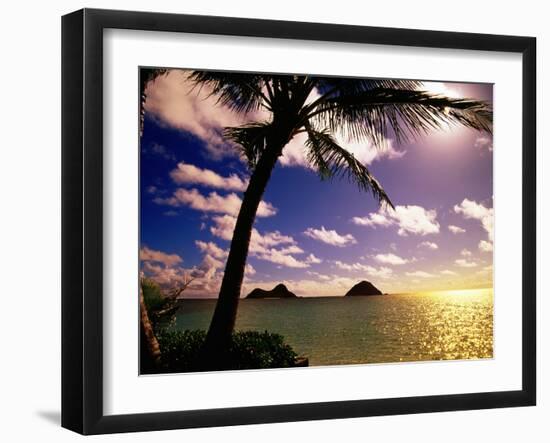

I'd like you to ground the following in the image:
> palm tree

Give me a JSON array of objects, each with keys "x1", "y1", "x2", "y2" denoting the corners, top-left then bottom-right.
[
  {"x1": 139, "y1": 286, "x2": 161, "y2": 372},
  {"x1": 185, "y1": 72, "x2": 492, "y2": 367},
  {"x1": 139, "y1": 68, "x2": 169, "y2": 373}
]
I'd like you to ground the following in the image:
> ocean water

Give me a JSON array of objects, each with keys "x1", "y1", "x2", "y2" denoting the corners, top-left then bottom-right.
[{"x1": 166, "y1": 288, "x2": 493, "y2": 366}]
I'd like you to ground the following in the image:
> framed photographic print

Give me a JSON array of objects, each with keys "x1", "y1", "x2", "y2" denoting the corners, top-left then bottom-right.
[{"x1": 61, "y1": 8, "x2": 536, "y2": 435}]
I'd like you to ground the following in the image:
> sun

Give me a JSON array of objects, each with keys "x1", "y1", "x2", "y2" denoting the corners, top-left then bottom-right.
[{"x1": 421, "y1": 81, "x2": 462, "y2": 98}]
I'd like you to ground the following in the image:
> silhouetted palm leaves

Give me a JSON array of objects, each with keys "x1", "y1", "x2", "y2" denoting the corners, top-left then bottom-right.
[{"x1": 191, "y1": 72, "x2": 491, "y2": 205}]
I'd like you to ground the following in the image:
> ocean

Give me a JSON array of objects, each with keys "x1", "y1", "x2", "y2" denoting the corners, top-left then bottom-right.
[{"x1": 165, "y1": 288, "x2": 493, "y2": 366}]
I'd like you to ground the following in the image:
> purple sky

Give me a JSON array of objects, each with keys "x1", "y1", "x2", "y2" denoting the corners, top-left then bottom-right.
[{"x1": 140, "y1": 70, "x2": 493, "y2": 297}]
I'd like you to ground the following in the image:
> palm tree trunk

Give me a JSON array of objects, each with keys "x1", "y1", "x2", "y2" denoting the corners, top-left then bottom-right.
[
  {"x1": 200, "y1": 136, "x2": 286, "y2": 369},
  {"x1": 140, "y1": 286, "x2": 161, "y2": 372}
]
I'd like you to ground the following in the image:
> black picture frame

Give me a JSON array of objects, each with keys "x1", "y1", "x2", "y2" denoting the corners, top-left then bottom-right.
[{"x1": 62, "y1": 8, "x2": 536, "y2": 435}]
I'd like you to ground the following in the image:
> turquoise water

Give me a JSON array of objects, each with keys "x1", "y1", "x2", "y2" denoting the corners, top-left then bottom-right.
[{"x1": 165, "y1": 289, "x2": 493, "y2": 366}]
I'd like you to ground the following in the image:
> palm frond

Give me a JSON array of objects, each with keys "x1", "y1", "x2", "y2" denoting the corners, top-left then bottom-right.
[
  {"x1": 189, "y1": 71, "x2": 271, "y2": 113},
  {"x1": 308, "y1": 88, "x2": 492, "y2": 145},
  {"x1": 314, "y1": 77, "x2": 424, "y2": 96},
  {"x1": 301, "y1": 78, "x2": 423, "y2": 115},
  {"x1": 304, "y1": 123, "x2": 393, "y2": 208},
  {"x1": 224, "y1": 122, "x2": 273, "y2": 170}
]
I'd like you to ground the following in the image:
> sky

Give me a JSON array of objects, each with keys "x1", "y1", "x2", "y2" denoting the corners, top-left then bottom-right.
[{"x1": 139, "y1": 69, "x2": 493, "y2": 297}]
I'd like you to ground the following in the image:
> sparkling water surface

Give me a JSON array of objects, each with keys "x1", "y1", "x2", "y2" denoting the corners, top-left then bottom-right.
[{"x1": 166, "y1": 288, "x2": 493, "y2": 366}]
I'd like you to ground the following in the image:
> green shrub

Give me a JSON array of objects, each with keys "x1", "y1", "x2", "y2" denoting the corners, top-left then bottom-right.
[
  {"x1": 155, "y1": 329, "x2": 298, "y2": 373},
  {"x1": 228, "y1": 330, "x2": 297, "y2": 370},
  {"x1": 141, "y1": 277, "x2": 165, "y2": 312}
]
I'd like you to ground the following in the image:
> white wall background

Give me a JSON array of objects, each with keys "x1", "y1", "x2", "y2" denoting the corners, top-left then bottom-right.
[{"x1": 0, "y1": 0, "x2": 546, "y2": 441}]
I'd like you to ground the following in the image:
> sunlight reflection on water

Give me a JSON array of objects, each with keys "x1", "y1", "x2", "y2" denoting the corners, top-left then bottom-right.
[{"x1": 168, "y1": 288, "x2": 493, "y2": 366}]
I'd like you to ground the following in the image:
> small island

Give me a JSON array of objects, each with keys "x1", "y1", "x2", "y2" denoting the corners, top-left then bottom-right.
[
  {"x1": 246, "y1": 283, "x2": 297, "y2": 299},
  {"x1": 345, "y1": 280, "x2": 383, "y2": 296}
]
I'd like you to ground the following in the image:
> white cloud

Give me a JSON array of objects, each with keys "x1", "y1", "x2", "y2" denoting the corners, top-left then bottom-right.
[
  {"x1": 142, "y1": 261, "x2": 192, "y2": 288},
  {"x1": 406, "y1": 271, "x2": 434, "y2": 278},
  {"x1": 144, "y1": 70, "x2": 266, "y2": 160},
  {"x1": 144, "y1": 239, "x2": 259, "y2": 296},
  {"x1": 334, "y1": 261, "x2": 375, "y2": 272},
  {"x1": 255, "y1": 249, "x2": 309, "y2": 268},
  {"x1": 139, "y1": 246, "x2": 182, "y2": 267},
  {"x1": 460, "y1": 249, "x2": 472, "y2": 257},
  {"x1": 454, "y1": 199, "x2": 494, "y2": 241},
  {"x1": 352, "y1": 204, "x2": 440, "y2": 236},
  {"x1": 252, "y1": 231, "x2": 297, "y2": 251},
  {"x1": 140, "y1": 242, "x2": 254, "y2": 296},
  {"x1": 209, "y1": 215, "x2": 238, "y2": 241},
  {"x1": 278, "y1": 133, "x2": 310, "y2": 168},
  {"x1": 448, "y1": 225, "x2": 466, "y2": 234},
  {"x1": 352, "y1": 212, "x2": 393, "y2": 227},
  {"x1": 280, "y1": 130, "x2": 405, "y2": 169},
  {"x1": 479, "y1": 240, "x2": 494, "y2": 252},
  {"x1": 333, "y1": 261, "x2": 393, "y2": 279},
  {"x1": 374, "y1": 253, "x2": 409, "y2": 265},
  {"x1": 155, "y1": 188, "x2": 277, "y2": 218},
  {"x1": 170, "y1": 162, "x2": 248, "y2": 191},
  {"x1": 278, "y1": 245, "x2": 305, "y2": 255},
  {"x1": 195, "y1": 240, "x2": 227, "y2": 260},
  {"x1": 304, "y1": 226, "x2": 357, "y2": 247},
  {"x1": 140, "y1": 243, "x2": 225, "y2": 294},
  {"x1": 441, "y1": 269, "x2": 458, "y2": 276},
  {"x1": 211, "y1": 215, "x2": 294, "y2": 252},
  {"x1": 419, "y1": 241, "x2": 438, "y2": 250},
  {"x1": 306, "y1": 271, "x2": 332, "y2": 281},
  {"x1": 455, "y1": 258, "x2": 477, "y2": 268},
  {"x1": 454, "y1": 198, "x2": 494, "y2": 250},
  {"x1": 305, "y1": 253, "x2": 322, "y2": 264},
  {"x1": 209, "y1": 215, "x2": 311, "y2": 269},
  {"x1": 475, "y1": 136, "x2": 493, "y2": 151},
  {"x1": 196, "y1": 253, "x2": 225, "y2": 280}
]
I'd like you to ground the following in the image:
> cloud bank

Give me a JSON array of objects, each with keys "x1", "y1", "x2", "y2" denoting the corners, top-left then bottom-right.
[
  {"x1": 170, "y1": 162, "x2": 248, "y2": 191},
  {"x1": 155, "y1": 188, "x2": 277, "y2": 218},
  {"x1": 304, "y1": 226, "x2": 357, "y2": 247},
  {"x1": 352, "y1": 204, "x2": 440, "y2": 236}
]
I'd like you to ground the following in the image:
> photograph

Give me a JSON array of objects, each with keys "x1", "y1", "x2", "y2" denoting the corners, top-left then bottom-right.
[
  {"x1": 0, "y1": 0, "x2": 543, "y2": 439},
  {"x1": 138, "y1": 68, "x2": 494, "y2": 374}
]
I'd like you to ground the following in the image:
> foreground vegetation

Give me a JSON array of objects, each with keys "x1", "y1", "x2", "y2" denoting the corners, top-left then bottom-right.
[
  {"x1": 140, "y1": 278, "x2": 299, "y2": 373},
  {"x1": 144, "y1": 329, "x2": 297, "y2": 374}
]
